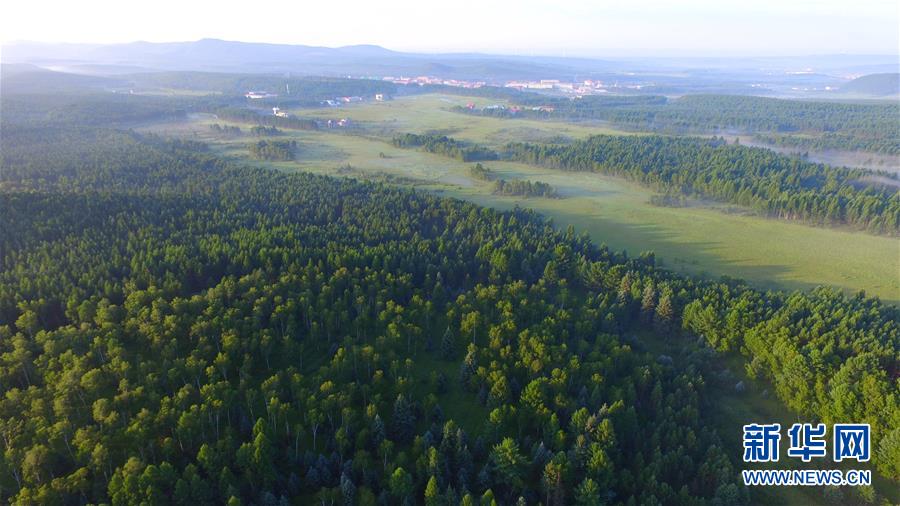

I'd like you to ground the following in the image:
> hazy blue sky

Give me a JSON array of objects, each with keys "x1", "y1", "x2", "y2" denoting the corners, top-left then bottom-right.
[{"x1": 3, "y1": 0, "x2": 898, "y2": 55}]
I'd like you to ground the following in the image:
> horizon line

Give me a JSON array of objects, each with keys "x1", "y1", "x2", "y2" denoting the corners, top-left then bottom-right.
[{"x1": 3, "y1": 38, "x2": 899, "y2": 60}]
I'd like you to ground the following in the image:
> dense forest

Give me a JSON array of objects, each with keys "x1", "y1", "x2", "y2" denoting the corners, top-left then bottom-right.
[
  {"x1": 453, "y1": 94, "x2": 900, "y2": 154},
  {"x1": 0, "y1": 92, "x2": 197, "y2": 128},
  {"x1": 503, "y1": 136, "x2": 900, "y2": 234},
  {"x1": 1, "y1": 112, "x2": 898, "y2": 504},
  {"x1": 392, "y1": 134, "x2": 497, "y2": 162}
]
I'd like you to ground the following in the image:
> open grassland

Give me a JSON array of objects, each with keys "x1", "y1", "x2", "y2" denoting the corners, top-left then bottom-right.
[
  {"x1": 295, "y1": 94, "x2": 636, "y2": 144},
  {"x1": 145, "y1": 94, "x2": 900, "y2": 304}
]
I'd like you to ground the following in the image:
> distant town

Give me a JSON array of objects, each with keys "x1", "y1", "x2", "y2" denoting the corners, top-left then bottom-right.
[
  {"x1": 381, "y1": 75, "x2": 646, "y2": 94},
  {"x1": 246, "y1": 75, "x2": 646, "y2": 112}
]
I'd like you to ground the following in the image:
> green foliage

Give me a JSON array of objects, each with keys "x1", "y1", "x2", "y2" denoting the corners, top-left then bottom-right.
[
  {"x1": 210, "y1": 123, "x2": 243, "y2": 136},
  {"x1": 492, "y1": 178, "x2": 559, "y2": 198},
  {"x1": 469, "y1": 163, "x2": 494, "y2": 181},
  {"x1": 248, "y1": 139, "x2": 297, "y2": 161},
  {"x1": 505, "y1": 135, "x2": 899, "y2": 234},
  {"x1": 249, "y1": 125, "x2": 281, "y2": 136},
  {"x1": 392, "y1": 133, "x2": 497, "y2": 162},
  {"x1": 467, "y1": 162, "x2": 559, "y2": 199}
]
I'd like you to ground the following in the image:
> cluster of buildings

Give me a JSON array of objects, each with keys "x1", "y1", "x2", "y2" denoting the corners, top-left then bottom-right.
[
  {"x1": 270, "y1": 106, "x2": 353, "y2": 128},
  {"x1": 268, "y1": 107, "x2": 353, "y2": 128},
  {"x1": 378, "y1": 75, "x2": 648, "y2": 96},
  {"x1": 321, "y1": 94, "x2": 389, "y2": 107},
  {"x1": 382, "y1": 76, "x2": 486, "y2": 88},
  {"x1": 502, "y1": 79, "x2": 629, "y2": 95}
]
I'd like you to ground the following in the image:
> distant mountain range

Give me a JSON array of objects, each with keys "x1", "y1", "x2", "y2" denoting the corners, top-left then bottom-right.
[
  {"x1": 2, "y1": 39, "x2": 898, "y2": 96},
  {"x1": 0, "y1": 39, "x2": 614, "y2": 81}
]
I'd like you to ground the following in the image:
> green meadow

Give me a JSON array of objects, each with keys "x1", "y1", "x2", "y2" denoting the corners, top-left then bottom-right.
[
  {"x1": 147, "y1": 94, "x2": 900, "y2": 304},
  {"x1": 298, "y1": 94, "x2": 636, "y2": 142}
]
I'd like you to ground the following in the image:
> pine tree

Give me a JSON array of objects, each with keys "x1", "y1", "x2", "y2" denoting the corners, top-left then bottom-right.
[
  {"x1": 392, "y1": 395, "x2": 415, "y2": 443},
  {"x1": 640, "y1": 281, "x2": 657, "y2": 323},
  {"x1": 371, "y1": 414, "x2": 386, "y2": 448},
  {"x1": 424, "y1": 476, "x2": 440, "y2": 506},
  {"x1": 340, "y1": 473, "x2": 356, "y2": 506},
  {"x1": 617, "y1": 272, "x2": 633, "y2": 301},
  {"x1": 654, "y1": 288, "x2": 675, "y2": 333},
  {"x1": 440, "y1": 327, "x2": 456, "y2": 359},
  {"x1": 574, "y1": 478, "x2": 601, "y2": 506}
]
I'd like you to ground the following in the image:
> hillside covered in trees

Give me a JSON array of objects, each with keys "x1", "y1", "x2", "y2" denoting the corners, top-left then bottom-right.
[
  {"x1": 454, "y1": 94, "x2": 900, "y2": 155},
  {"x1": 839, "y1": 73, "x2": 900, "y2": 97},
  {"x1": 1, "y1": 114, "x2": 898, "y2": 505}
]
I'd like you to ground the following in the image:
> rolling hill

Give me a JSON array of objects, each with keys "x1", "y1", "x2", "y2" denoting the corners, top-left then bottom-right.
[{"x1": 840, "y1": 73, "x2": 900, "y2": 96}]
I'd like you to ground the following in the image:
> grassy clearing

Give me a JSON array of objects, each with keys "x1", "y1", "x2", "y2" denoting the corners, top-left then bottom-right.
[
  {"x1": 411, "y1": 354, "x2": 490, "y2": 436},
  {"x1": 294, "y1": 94, "x2": 636, "y2": 145},
  {"x1": 143, "y1": 94, "x2": 900, "y2": 304}
]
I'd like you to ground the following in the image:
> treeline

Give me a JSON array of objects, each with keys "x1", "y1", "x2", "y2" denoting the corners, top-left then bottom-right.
[
  {"x1": 392, "y1": 133, "x2": 497, "y2": 162},
  {"x1": 492, "y1": 179, "x2": 559, "y2": 198},
  {"x1": 648, "y1": 194, "x2": 689, "y2": 208},
  {"x1": 452, "y1": 95, "x2": 664, "y2": 121},
  {"x1": 129, "y1": 72, "x2": 398, "y2": 103},
  {"x1": 249, "y1": 139, "x2": 297, "y2": 161},
  {"x1": 470, "y1": 165, "x2": 559, "y2": 198},
  {"x1": 453, "y1": 94, "x2": 900, "y2": 154},
  {"x1": 504, "y1": 135, "x2": 900, "y2": 234},
  {"x1": 211, "y1": 123, "x2": 284, "y2": 138},
  {"x1": 210, "y1": 123, "x2": 243, "y2": 136},
  {"x1": 1, "y1": 126, "x2": 897, "y2": 505},
  {"x1": 251, "y1": 125, "x2": 282, "y2": 136}
]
